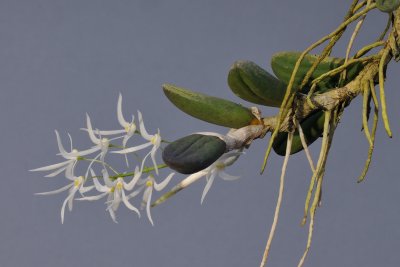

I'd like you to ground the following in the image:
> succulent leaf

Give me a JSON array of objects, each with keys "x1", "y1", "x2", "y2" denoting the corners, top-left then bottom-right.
[
  {"x1": 163, "y1": 83, "x2": 256, "y2": 128},
  {"x1": 228, "y1": 60, "x2": 288, "y2": 107},
  {"x1": 270, "y1": 51, "x2": 364, "y2": 92},
  {"x1": 272, "y1": 111, "x2": 325, "y2": 156},
  {"x1": 162, "y1": 134, "x2": 227, "y2": 174}
]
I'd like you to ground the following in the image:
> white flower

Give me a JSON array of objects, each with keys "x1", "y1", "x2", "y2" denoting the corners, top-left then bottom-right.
[
  {"x1": 85, "y1": 114, "x2": 112, "y2": 164},
  {"x1": 113, "y1": 111, "x2": 162, "y2": 174},
  {"x1": 30, "y1": 130, "x2": 100, "y2": 177},
  {"x1": 199, "y1": 151, "x2": 241, "y2": 204},
  {"x1": 85, "y1": 94, "x2": 137, "y2": 165},
  {"x1": 161, "y1": 150, "x2": 242, "y2": 205},
  {"x1": 78, "y1": 167, "x2": 143, "y2": 223},
  {"x1": 134, "y1": 172, "x2": 174, "y2": 225},
  {"x1": 35, "y1": 172, "x2": 94, "y2": 223}
]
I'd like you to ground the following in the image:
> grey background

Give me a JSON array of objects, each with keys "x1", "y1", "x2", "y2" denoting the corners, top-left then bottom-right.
[{"x1": 1, "y1": 0, "x2": 400, "y2": 266}]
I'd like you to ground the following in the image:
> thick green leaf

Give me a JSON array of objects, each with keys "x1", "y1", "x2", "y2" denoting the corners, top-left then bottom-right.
[
  {"x1": 162, "y1": 134, "x2": 226, "y2": 174},
  {"x1": 163, "y1": 83, "x2": 256, "y2": 128},
  {"x1": 271, "y1": 51, "x2": 364, "y2": 92},
  {"x1": 272, "y1": 111, "x2": 325, "y2": 156},
  {"x1": 228, "y1": 61, "x2": 287, "y2": 107}
]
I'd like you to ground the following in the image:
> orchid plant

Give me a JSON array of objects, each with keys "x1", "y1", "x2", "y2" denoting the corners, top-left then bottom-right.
[{"x1": 31, "y1": 1, "x2": 400, "y2": 266}]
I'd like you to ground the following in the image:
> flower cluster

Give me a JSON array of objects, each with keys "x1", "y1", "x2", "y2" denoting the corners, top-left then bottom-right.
[
  {"x1": 31, "y1": 94, "x2": 173, "y2": 224},
  {"x1": 31, "y1": 94, "x2": 244, "y2": 224}
]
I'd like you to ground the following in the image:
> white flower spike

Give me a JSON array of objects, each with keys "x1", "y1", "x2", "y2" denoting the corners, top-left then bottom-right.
[{"x1": 112, "y1": 111, "x2": 162, "y2": 174}]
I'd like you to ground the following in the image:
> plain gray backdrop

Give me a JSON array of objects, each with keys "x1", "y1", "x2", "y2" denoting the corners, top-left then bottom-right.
[{"x1": 1, "y1": 0, "x2": 400, "y2": 266}]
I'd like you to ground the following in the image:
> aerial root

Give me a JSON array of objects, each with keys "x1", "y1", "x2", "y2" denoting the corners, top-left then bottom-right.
[
  {"x1": 379, "y1": 48, "x2": 392, "y2": 137},
  {"x1": 358, "y1": 80, "x2": 379, "y2": 183},
  {"x1": 259, "y1": 132, "x2": 293, "y2": 267},
  {"x1": 302, "y1": 111, "x2": 331, "y2": 225}
]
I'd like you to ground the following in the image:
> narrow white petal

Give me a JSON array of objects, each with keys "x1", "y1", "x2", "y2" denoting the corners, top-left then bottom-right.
[
  {"x1": 105, "y1": 193, "x2": 113, "y2": 205},
  {"x1": 122, "y1": 136, "x2": 131, "y2": 167},
  {"x1": 141, "y1": 186, "x2": 151, "y2": 207},
  {"x1": 122, "y1": 135, "x2": 131, "y2": 149},
  {"x1": 176, "y1": 170, "x2": 207, "y2": 189},
  {"x1": 154, "y1": 173, "x2": 175, "y2": 191},
  {"x1": 100, "y1": 151, "x2": 107, "y2": 164},
  {"x1": 127, "y1": 117, "x2": 136, "y2": 136},
  {"x1": 61, "y1": 192, "x2": 75, "y2": 224},
  {"x1": 79, "y1": 185, "x2": 95, "y2": 194},
  {"x1": 81, "y1": 127, "x2": 126, "y2": 135},
  {"x1": 76, "y1": 146, "x2": 101, "y2": 157},
  {"x1": 121, "y1": 190, "x2": 140, "y2": 217},
  {"x1": 112, "y1": 142, "x2": 152, "y2": 154},
  {"x1": 108, "y1": 135, "x2": 124, "y2": 142},
  {"x1": 93, "y1": 180, "x2": 109, "y2": 192},
  {"x1": 90, "y1": 169, "x2": 109, "y2": 192},
  {"x1": 67, "y1": 133, "x2": 73, "y2": 152},
  {"x1": 219, "y1": 171, "x2": 240, "y2": 181},
  {"x1": 220, "y1": 151, "x2": 243, "y2": 167},
  {"x1": 216, "y1": 152, "x2": 238, "y2": 162},
  {"x1": 124, "y1": 166, "x2": 141, "y2": 191},
  {"x1": 35, "y1": 183, "x2": 73, "y2": 195},
  {"x1": 117, "y1": 93, "x2": 129, "y2": 127},
  {"x1": 145, "y1": 187, "x2": 154, "y2": 225},
  {"x1": 65, "y1": 161, "x2": 76, "y2": 180},
  {"x1": 102, "y1": 168, "x2": 114, "y2": 188},
  {"x1": 201, "y1": 172, "x2": 216, "y2": 204},
  {"x1": 108, "y1": 208, "x2": 118, "y2": 223},
  {"x1": 112, "y1": 191, "x2": 121, "y2": 211},
  {"x1": 84, "y1": 153, "x2": 101, "y2": 180},
  {"x1": 138, "y1": 111, "x2": 152, "y2": 140},
  {"x1": 127, "y1": 185, "x2": 145, "y2": 199},
  {"x1": 86, "y1": 114, "x2": 100, "y2": 144},
  {"x1": 97, "y1": 129, "x2": 126, "y2": 135},
  {"x1": 43, "y1": 166, "x2": 68, "y2": 178},
  {"x1": 76, "y1": 192, "x2": 108, "y2": 201},
  {"x1": 150, "y1": 148, "x2": 159, "y2": 175},
  {"x1": 68, "y1": 194, "x2": 74, "y2": 211},
  {"x1": 67, "y1": 186, "x2": 79, "y2": 211},
  {"x1": 30, "y1": 161, "x2": 70, "y2": 172},
  {"x1": 55, "y1": 130, "x2": 69, "y2": 157}
]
